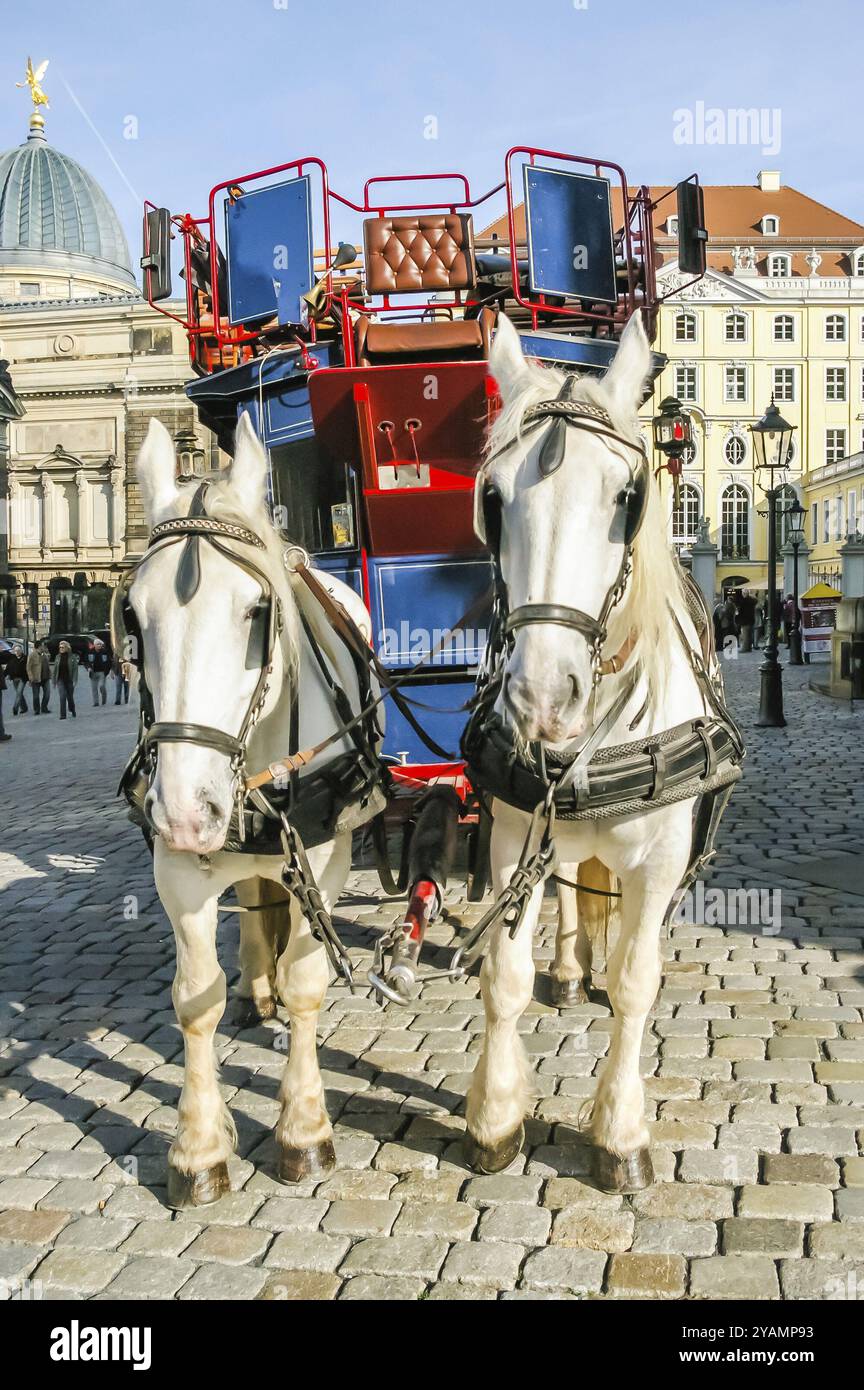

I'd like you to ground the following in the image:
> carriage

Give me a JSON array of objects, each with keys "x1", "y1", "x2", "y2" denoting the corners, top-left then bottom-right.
[
  {"x1": 138, "y1": 145, "x2": 708, "y2": 1000},
  {"x1": 123, "y1": 142, "x2": 750, "y2": 1205}
]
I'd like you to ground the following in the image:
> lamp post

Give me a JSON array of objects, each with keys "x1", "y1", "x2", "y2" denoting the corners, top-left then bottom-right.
[
  {"x1": 786, "y1": 496, "x2": 806, "y2": 666},
  {"x1": 750, "y1": 397, "x2": 797, "y2": 727},
  {"x1": 652, "y1": 396, "x2": 694, "y2": 525}
]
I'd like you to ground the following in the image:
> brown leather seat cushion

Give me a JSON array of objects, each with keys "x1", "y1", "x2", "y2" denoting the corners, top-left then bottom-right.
[
  {"x1": 364, "y1": 215, "x2": 476, "y2": 295},
  {"x1": 364, "y1": 319, "x2": 483, "y2": 355}
]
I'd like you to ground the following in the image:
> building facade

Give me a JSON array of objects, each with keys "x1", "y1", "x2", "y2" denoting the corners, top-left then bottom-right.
[{"x1": 0, "y1": 103, "x2": 211, "y2": 640}]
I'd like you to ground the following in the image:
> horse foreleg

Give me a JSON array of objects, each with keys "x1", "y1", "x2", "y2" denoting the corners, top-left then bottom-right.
[
  {"x1": 154, "y1": 845, "x2": 236, "y2": 1209},
  {"x1": 588, "y1": 811, "x2": 692, "y2": 1194},
  {"x1": 465, "y1": 810, "x2": 541, "y2": 1173},
  {"x1": 551, "y1": 860, "x2": 605, "y2": 1006},
  {"x1": 274, "y1": 832, "x2": 349, "y2": 1183},
  {"x1": 236, "y1": 877, "x2": 286, "y2": 1025}
]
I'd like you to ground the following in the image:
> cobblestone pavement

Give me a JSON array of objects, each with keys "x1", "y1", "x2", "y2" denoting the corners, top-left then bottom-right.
[{"x1": 1, "y1": 652, "x2": 863, "y2": 1302}]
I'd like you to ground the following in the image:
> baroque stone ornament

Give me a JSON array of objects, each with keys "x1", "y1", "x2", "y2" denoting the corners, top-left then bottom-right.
[{"x1": 805, "y1": 248, "x2": 822, "y2": 277}]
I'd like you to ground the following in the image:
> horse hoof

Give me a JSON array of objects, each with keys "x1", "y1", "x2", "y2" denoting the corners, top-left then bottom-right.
[
  {"x1": 464, "y1": 1123, "x2": 525, "y2": 1174},
  {"x1": 166, "y1": 1161, "x2": 231, "y2": 1209},
  {"x1": 277, "y1": 1138, "x2": 337, "y2": 1184},
  {"x1": 236, "y1": 995, "x2": 277, "y2": 1029},
  {"x1": 592, "y1": 1146, "x2": 654, "y2": 1194},
  {"x1": 550, "y1": 977, "x2": 590, "y2": 1007}
]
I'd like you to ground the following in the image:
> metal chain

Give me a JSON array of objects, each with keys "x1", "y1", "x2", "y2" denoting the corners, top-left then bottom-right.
[{"x1": 279, "y1": 814, "x2": 356, "y2": 991}]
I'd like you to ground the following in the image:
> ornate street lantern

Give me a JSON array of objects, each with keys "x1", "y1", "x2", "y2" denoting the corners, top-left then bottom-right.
[
  {"x1": 652, "y1": 396, "x2": 693, "y2": 504},
  {"x1": 749, "y1": 398, "x2": 798, "y2": 726},
  {"x1": 750, "y1": 397, "x2": 796, "y2": 478},
  {"x1": 787, "y1": 496, "x2": 806, "y2": 667}
]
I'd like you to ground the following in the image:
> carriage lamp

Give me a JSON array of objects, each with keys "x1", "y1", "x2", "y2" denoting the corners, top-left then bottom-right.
[
  {"x1": 175, "y1": 428, "x2": 207, "y2": 479},
  {"x1": 750, "y1": 397, "x2": 798, "y2": 727},
  {"x1": 786, "y1": 496, "x2": 806, "y2": 667},
  {"x1": 651, "y1": 396, "x2": 693, "y2": 503}
]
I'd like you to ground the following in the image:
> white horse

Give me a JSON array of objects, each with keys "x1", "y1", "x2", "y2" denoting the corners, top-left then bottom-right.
[
  {"x1": 464, "y1": 313, "x2": 739, "y2": 1192},
  {"x1": 125, "y1": 414, "x2": 383, "y2": 1207}
]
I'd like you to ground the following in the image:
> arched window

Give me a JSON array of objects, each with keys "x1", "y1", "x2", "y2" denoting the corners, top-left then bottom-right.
[
  {"x1": 671, "y1": 484, "x2": 700, "y2": 544},
  {"x1": 675, "y1": 311, "x2": 696, "y2": 342},
  {"x1": 725, "y1": 312, "x2": 747, "y2": 342},
  {"x1": 721, "y1": 484, "x2": 749, "y2": 560},
  {"x1": 852, "y1": 249, "x2": 864, "y2": 277},
  {"x1": 725, "y1": 434, "x2": 746, "y2": 466},
  {"x1": 761, "y1": 215, "x2": 779, "y2": 236},
  {"x1": 774, "y1": 484, "x2": 799, "y2": 547},
  {"x1": 826, "y1": 314, "x2": 846, "y2": 342}
]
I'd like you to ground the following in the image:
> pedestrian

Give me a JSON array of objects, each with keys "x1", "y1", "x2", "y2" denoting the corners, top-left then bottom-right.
[
  {"x1": 0, "y1": 656, "x2": 10, "y2": 742},
  {"x1": 111, "y1": 650, "x2": 130, "y2": 705},
  {"x1": 712, "y1": 598, "x2": 724, "y2": 651},
  {"x1": 88, "y1": 638, "x2": 111, "y2": 707},
  {"x1": 754, "y1": 599, "x2": 765, "y2": 647},
  {"x1": 27, "y1": 641, "x2": 51, "y2": 714},
  {"x1": 783, "y1": 594, "x2": 797, "y2": 645},
  {"x1": 737, "y1": 590, "x2": 757, "y2": 653},
  {"x1": 52, "y1": 639, "x2": 79, "y2": 719},
  {"x1": 719, "y1": 593, "x2": 739, "y2": 655},
  {"x1": 7, "y1": 644, "x2": 29, "y2": 714}
]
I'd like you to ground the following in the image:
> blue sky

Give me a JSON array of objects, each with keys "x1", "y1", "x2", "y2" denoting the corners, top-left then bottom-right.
[{"x1": 3, "y1": 0, "x2": 862, "y2": 277}]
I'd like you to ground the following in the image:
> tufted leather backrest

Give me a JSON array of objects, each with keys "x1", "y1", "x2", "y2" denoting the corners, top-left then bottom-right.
[{"x1": 363, "y1": 214, "x2": 476, "y2": 295}]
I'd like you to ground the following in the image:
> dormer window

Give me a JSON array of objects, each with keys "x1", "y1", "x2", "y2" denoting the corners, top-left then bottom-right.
[
  {"x1": 768, "y1": 253, "x2": 791, "y2": 278},
  {"x1": 852, "y1": 247, "x2": 864, "y2": 277},
  {"x1": 761, "y1": 215, "x2": 780, "y2": 236},
  {"x1": 666, "y1": 216, "x2": 679, "y2": 236}
]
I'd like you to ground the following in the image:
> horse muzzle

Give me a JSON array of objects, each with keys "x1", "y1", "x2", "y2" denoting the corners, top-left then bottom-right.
[{"x1": 144, "y1": 786, "x2": 232, "y2": 855}]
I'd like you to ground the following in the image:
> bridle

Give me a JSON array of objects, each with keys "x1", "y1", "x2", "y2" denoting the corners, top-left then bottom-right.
[
  {"x1": 482, "y1": 376, "x2": 650, "y2": 689},
  {"x1": 112, "y1": 482, "x2": 283, "y2": 817}
]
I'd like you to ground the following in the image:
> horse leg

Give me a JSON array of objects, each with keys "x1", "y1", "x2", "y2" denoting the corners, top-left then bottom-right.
[
  {"x1": 588, "y1": 817, "x2": 692, "y2": 1194},
  {"x1": 551, "y1": 857, "x2": 612, "y2": 1006},
  {"x1": 465, "y1": 810, "x2": 542, "y2": 1173},
  {"x1": 273, "y1": 831, "x2": 350, "y2": 1183},
  {"x1": 236, "y1": 876, "x2": 286, "y2": 1026},
  {"x1": 154, "y1": 844, "x2": 236, "y2": 1208}
]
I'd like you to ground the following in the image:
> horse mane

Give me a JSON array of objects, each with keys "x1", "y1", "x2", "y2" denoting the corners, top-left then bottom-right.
[{"x1": 484, "y1": 355, "x2": 692, "y2": 708}]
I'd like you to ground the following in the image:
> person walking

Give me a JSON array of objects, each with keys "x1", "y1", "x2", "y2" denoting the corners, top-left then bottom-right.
[
  {"x1": 719, "y1": 593, "x2": 739, "y2": 655},
  {"x1": 0, "y1": 657, "x2": 11, "y2": 742},
  {"x1": 52, "y1": 640, "x2": 79, "y2": 719},
  {"x1": 88, "y1": 638, "x2": 111, "y2": 707},
  {"x1": 27, "y1": 642, "x2": 51, "y2": 714},
  {"x1": 111, "y1": 650, "x2": 130, "y2": 705},
  {"x1": 7, "y1": 644, "x2": 29, "y2": 714},
  {"x1": 737, "y1": 590, "x2": 757, "y2": 653}
]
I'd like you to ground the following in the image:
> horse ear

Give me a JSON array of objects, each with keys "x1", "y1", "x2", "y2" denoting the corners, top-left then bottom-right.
[
  {"x1": 603, "y1": 311, "x2": 652, "y2": 421},
  {"x1": 228, "y1": 412, "x2": 269, "y2": 516},
  {"x1": 136, "y1": 418, "x2": 178, "y2": 526},
  {"x1": 489, "y1": 314, "x2": 529, "y2": 401}
]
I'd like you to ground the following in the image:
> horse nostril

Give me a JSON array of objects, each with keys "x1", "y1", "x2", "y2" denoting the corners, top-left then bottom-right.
[
  {"x1": 204, "y1": 799, "x2": 223, "y2": 826},
  {"x1": 568, "y1": 674, "x2": 581, "y2": 706}
]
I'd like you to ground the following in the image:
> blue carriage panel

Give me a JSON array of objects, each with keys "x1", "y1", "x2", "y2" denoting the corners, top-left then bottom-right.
[
  {"x1": 224, "y1": 175, "x2": 314, "y2": 328},
  {"x1": 519, "y1": 331, "x2": 667, "y2": 382},
  {"x1": 524, "y1": 165, "x2": 617, "y2": 304},
  {"x1": 312, "y1": 553, "x2": 363, "y2": 597},
  {"x1": 381, "y1": 678, "x2": 474, "y2": 766},
  {"x1": 368, "y1": 554, "x2": 493, "y2": 671}
]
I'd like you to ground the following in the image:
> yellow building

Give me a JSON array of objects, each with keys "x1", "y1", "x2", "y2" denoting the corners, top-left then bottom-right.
[
  {"x1": 644, "y1": 170, "x2": 864, "y2": 596},
  {"x1": 801, "y1": 451, "x2": 864, "y2": 588}
]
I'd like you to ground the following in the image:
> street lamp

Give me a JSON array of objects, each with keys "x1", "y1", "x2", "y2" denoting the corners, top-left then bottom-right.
[
  {"x1": 750, "y1": 397, "x2": 797, "y2": 727},
  {"x1": 652, "y1": 396, "x2": 693, "y2": 504},
  {"x1": 786, "y1": 496, "x2": 806, "y2": 666}
]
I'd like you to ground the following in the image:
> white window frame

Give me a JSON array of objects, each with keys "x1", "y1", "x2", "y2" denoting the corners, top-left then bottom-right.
[
  {"x1": 773, "y1": 314, "x2": 795, "y2": 342},
  {"x1": 724, "y1": 365, "x2": 747, "y2": 403},
  {"x1": 768, "y1": 253, "x2": 791, "y2": 278},
  {"x1": 666, "y1": 216, "x2": 679, "y2": 236},
  {"x1": 761, "y1": 215, "x2": 780, "y2": 236},
  {"x1": 811, "y1": 502, "x2": 818, "y2": 544},
  {"x1": 826, "y1": 366, "x2": 848, "y2": 402},
  {"x1": 671, "y1": 482, "x2": 701, "y2": 544},
  {"x1": 724, "y1": 312, "x2": 747, "y2": 343},
  {"x1": 826, "y1": 314, "x2": 847, "y2": 342},
  {"x1": 674, "y1": 365, "x2": 698, "y2": 402},
  {"x1": 724, "y1": 433, "x2": 747, "y2": 467},
  {"x1": 848, "y1": 489, "x2": 858, "y2": 536},
  {"x1": 826, "y1": 428, "x2": 847, "y2": 465},
  {"x1": 852, "y1": 247, "x2": 864, "y2": 277},
  {"x1": 720, "y1": 483, "x2": 750, "y2": 560},
  {"x1": 674, "y1": 312, "x2": 697, "y2": 343},
  {"x1": 772, "y1": 366, "x2": 796, "y2": 402},
  {"x1": 18, "y1": 281, "x2": 40, "y2": 298}
]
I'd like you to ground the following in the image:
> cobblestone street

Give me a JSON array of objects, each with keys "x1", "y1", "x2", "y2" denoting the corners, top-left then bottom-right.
[{"x1": 1, "y1": 651, "x2": 863, "y2": 1302}]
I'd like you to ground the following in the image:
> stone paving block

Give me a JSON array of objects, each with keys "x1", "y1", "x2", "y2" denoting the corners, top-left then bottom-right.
[
  {"x1": 340, "y1": 1274, "x2": 425, "y2": 1300},
  {"x1": 678, "y1": 1150, "x2": 759, "y2": 1186},
  {"x1": 321, "y1": 1200, "x2": 400, "y2": 1237},
  {"x1": 32, "y1": 1247, "x2": 126, "y2": 1296},
  {"x1": 786, "y1": 1125, "x2": 859, "y2": 1156},
  {"x1": 0, "y1": 1177, "x2": 58, "y2": 1209},
  {"x1": 339, "y1": 1235, "x2": 448, "y2": 1280},
  {"x1": 632, "y1": 1183, "x2": 734, "y2": 1221},
  {"x1": 99, "y1": 1256, "x2": 196, "y2": 1300},
  {"x1": 251, "y1": 1197, "x2": 330, "y2": 1232},
  {"x1": 393, "y1": 1201, "x2": 478, "y2": 1241},
  {"x1": 463, "y1": 1174, "x2": 543, "y2": 1207},
  {"x1": 722, "y1": 1218, "x2": 803, "y2": 1257},
  {"x1": 842, "y1": 1157, "x2": 864, "y2": 1187},
  {"x1": 258, "y1": 1271, "x2": 342, "y2": 1300},
  {"x1": 177, "y1": 1264, "x2": 268, "y2": 1300},
  {"x1": 835, "y1": 1189, "x2": 864, "y2": 1223},
  {"x1": 631, "y1": 1219, "x2": 717, "y2": 1257},
  {"x1": 478, "y1": 1203, "x2": 552, "y2": 1246},
  {"x1": 551, "y1": 1206, "x2": 634, "y2": 1252},
  {"x1": 689, "y1": 1255, "x2": 780, "y2": 1300},
  {"x1": 439, "y1": 1240, "x2": 524, "y2": 1289},
  {"x1": 183, "y1": 1224, "x2": 272, "y2": 1265},
  {"x1": 808, "y1": 1224, "x2": 864, "y2": 1260},
  {"x1": 117, "y1": 1220, "x2": 200, "y2": 1258},
  {"x1": 763, "y1": 1153, "x2": 840, "y2": 1186},
  {"x1": 53, "y1": 1215, "x2": 135, "y2": 1251},
  {"x1": 265, "y1": 1231, "x2": 350, "y2": 1273},
  {"x1": 542, "y1": 1178, "x2": 624, "y2": 1211},
  {"x1": 0, "y1": 1208, "x2": 71, "y2": 1246},
  {"x1": 780, "y1": 1259, "x2": 864, "y2": 1300},
  {"x1": 520, "y1": 1245, "x2": 607, "y2": 1294},
  {"x1": 606, "y1": 1253, "x2": 686, "y2": 1299},
  {"x1": 737, "y1": 1183, "x2": 834, "y2": 1223}
]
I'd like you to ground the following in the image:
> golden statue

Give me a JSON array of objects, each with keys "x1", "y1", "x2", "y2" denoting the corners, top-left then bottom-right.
[{"x1": 17, "y1": 58, "x2": 50, "y2": 114}]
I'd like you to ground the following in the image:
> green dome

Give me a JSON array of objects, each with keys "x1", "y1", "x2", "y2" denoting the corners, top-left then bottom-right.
[{"x1": 0, "y1": 119, "x2": 136, "y2": 290}]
